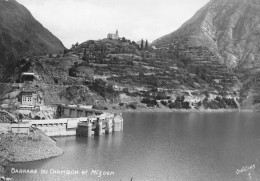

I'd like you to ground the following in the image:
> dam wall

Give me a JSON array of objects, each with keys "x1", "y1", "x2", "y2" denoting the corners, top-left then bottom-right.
[{"x1": 22, "y1": 113, "x2": 123, "y2": 137}]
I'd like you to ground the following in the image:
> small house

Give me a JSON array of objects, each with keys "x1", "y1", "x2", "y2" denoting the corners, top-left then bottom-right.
[
  {"x1": 20, "y1": 72, "x2": 35, "y2": 83},
  {"x1": 11, "y1": 123, "x2": 30, "y2": 135}
]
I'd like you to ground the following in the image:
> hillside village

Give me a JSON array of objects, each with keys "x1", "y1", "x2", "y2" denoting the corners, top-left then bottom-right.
[{"x1": 0, "y1": 30, "x2": 242, "y2": 123}]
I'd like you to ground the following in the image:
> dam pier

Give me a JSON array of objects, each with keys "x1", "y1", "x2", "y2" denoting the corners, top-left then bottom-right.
[
  {"x1": 20, "y1": 105, "x2": 123, "y2": 137},
  {"x1": 76, "y1": 113, "x2": 123, "y2": 137}
]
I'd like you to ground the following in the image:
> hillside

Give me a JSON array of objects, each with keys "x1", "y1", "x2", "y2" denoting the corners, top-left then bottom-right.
[
  {"x1": 152, "y1": 0, "x2": 260, "y2": 110},
  {"x1": 0, "y1": 0, "x2": 65, "y2": 80},
  {"x1": 0, "y1": 0, "x2": 256, "y2": 113},
  {"x1": 0, "y1": 36, "x2": 241, "y2": 119},
  {"x1": 153, "y1": 0, "x2": 260, "y2": 69}
]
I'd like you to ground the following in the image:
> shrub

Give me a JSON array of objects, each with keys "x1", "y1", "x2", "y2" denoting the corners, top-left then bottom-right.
[
  {"x1": 92, "y1": 105, "x2": 108, "y2": 110},
  {"x1": 155, "y1": 92, "x2": 168, "y2": 100},
  {"x1": 207, "y1": 101, "x2": 220, "y2": 109},
  {"x1": 141, "y1": 98, "x2": 158, "y2": 105},
  {"x1": 35, "y1": 115, "x2": 41, "y2": 120},
  {"x1": 203, "y1": 97, "x2": 238, "y2": 109},
  {"x1": 168, "y1": 96, "x2": 190, "y2": 109},
  {"x1": 175, "y1": 96, "x2": 185, "y2": 102},
  {"x1": 182, "y1": 102, "x2": 190, "y2": 109},
  {"x1": 223, "y1": 98, "x2": 238, "y2": 108},
  {"x1": 119, "y1": 103, "x2": 125, "y2": 106},
  {"x1": 128, "y1": 103, "x2": 137, "y2": 110},
  {"x1": 147, "y1": 104, "x2": 157, "y2": 108},
  {"x1": 169, "y1": 102, "x2": 179, "y2": 109},
  {"x1": 161, "y1": 100, "x2": 168, "y2": 106}
]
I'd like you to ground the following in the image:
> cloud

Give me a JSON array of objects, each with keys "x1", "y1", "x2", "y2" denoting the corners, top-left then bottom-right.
[{"x1": 17, "y1": 0, "x2": 210, "y2": 48}]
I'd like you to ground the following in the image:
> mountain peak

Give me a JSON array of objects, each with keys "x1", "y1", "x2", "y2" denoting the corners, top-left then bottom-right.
[
  {"x1": 0, "y1": 0, "x2": 65, "y2": 57},
  {"x1": 153, "y1": 0, "x2": 260, "y2": 69}
]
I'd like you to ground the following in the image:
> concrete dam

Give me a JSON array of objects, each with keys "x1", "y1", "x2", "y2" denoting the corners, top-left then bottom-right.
[{"x1": 22, "y1": 106, "x2": 123, "y2": 137}]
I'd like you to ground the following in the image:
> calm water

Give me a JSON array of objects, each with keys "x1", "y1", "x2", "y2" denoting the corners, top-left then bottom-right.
[{"x1": 7, "y1": 112, "x2": 260, "y2": 181}]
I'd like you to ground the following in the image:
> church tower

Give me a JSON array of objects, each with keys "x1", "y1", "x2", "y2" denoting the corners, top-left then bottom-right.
[{"x1": 107, "y1": 29, "x2": 120, "y2": 40}]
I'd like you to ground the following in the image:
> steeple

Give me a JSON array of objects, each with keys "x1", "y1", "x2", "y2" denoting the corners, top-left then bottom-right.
[{"x1": 107, "y1": 29, "x2": 120, "y2": 40}]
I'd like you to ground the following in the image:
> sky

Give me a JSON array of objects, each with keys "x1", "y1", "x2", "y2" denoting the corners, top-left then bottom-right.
[{"x1": 17, "y1": 0, "x2": 210, "y2": 48}]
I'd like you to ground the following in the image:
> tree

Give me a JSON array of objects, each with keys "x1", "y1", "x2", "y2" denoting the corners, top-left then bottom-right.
[
  {"x1": 63, "y1": 49, "x2": 69, "y2": 55},
  {"x1": 141, "y1": 39, "x2": 144, "y2": 50},
  {"x1": 84, "y1": 48, "x2": 87, "y2": 55},
  {"x1": 145, "y1": 39, "x2": 148, "y2": 50},
  {"x1": 69, "y1": 67, "x2": 77, "y2": 77},
  {"x1": 56, "y1": 54, "x2": 61, "y2": 58},
  {"x1": 139, "y1": 70, "x2": 145, "y2": 77}
]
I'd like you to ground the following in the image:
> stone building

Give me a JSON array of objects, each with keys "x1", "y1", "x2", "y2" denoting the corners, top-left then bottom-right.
[
  {"x1": 20, "y1": 72, "x2": 35, "y2": 83},
  {"x1": 21, "y1": 91, "x2": 37, "y2": 106},
  {"x1": 19, "y1": 88, "x2": 43, "y2": 110},
  {"x1": 107, "y1": 29, "x2": 119, "y2": 40}
]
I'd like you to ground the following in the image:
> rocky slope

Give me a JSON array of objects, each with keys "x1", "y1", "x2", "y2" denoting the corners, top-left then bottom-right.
[
  {"x1": 153, "y1": 0, "x2": 260, "y2": 70},
  {"x1": 152, "y1": 0, "x2": 260, "y2": 110},
  {"x1": 0, "y1": 0, "x2": 65, "y2": 80}
]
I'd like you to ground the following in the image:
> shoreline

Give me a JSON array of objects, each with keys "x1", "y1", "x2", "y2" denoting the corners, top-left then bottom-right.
[{"x1": 108, "y1": 107, "x2": 255, "y2": 114}]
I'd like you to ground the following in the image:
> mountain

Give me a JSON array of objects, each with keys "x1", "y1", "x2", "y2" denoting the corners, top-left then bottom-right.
[
  {"x1": 0, "y1": 0, "x2": 258, "y2": 111},
  {"x1": 153, "y1": 0, "x2": 260, "y2": 70},
  {"x1": 0, "y1": 0, "x2": 65, "y2": 79},
  {"x1": 152, "y1": 0, "x2": 260, "y2": 109}
]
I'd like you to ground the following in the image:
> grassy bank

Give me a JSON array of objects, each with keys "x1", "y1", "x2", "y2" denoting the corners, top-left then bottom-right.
[{"x1": 0, "y1": 130, "x2": 63, "y2": 177}]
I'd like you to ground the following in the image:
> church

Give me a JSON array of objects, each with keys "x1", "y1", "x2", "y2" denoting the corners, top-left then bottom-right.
[{"x1": 107, "y1": 30, "x2": 120, "y2": 40}]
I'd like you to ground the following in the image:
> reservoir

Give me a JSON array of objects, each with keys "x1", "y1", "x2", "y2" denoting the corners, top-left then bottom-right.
[{"x1": 8, "y1": 112, "x2": 260, "y2": 181}]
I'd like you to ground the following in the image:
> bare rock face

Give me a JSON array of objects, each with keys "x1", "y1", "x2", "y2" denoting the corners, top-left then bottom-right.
[{"x1": 153, "y1": 0, "x2": 260, "y2": 69}]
